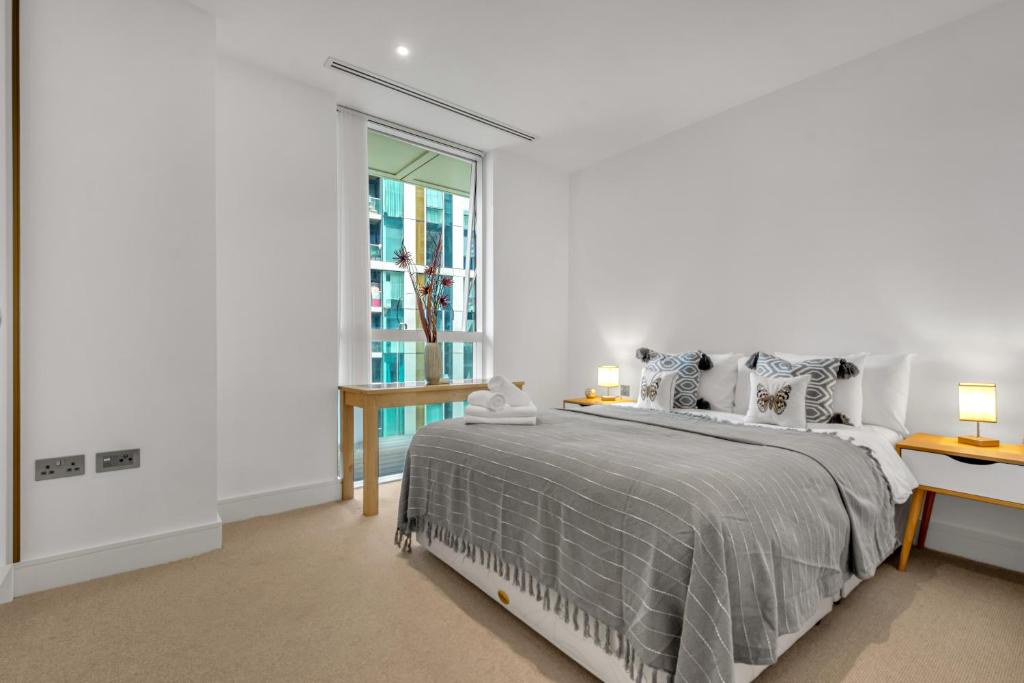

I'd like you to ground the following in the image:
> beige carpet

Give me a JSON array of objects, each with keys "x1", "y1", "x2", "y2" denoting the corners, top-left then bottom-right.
[{"x1": 1, "y1": 482, "x2": 1022, "y2": 682}]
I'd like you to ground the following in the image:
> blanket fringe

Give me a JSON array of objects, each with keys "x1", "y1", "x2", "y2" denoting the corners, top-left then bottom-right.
[
  {"x1": 394, "y1": 527, "x2": 413, "y2": 553},
  {"x1": 397, "y1": 519, "x2": 671, "y2": 683}
]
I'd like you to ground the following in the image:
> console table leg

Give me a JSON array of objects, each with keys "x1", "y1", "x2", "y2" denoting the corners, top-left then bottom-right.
[
  {"x1": 362, "y1": 405, "x2": 379, "y2": 516},
  {"x1": 341, "y1": 400, "x2": 354, "y2": 501}
]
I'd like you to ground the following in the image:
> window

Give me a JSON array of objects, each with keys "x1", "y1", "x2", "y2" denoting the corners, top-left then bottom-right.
[{"x1": 361, "y1": 127, "x2": 483, "y2": 481}]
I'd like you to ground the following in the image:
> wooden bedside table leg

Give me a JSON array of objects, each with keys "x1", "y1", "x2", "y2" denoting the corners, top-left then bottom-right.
[
  {"x1": 899, "y1": 488, "x2": 926, "y2": 571},
  {"x1": 917, "y1": 491, "x2": 936, "y2": 549}
]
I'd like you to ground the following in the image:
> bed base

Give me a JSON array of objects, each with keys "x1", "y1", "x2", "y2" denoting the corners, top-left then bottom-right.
[{"x1": 421, "y1": 535, "x2": 862, "y2": 683}]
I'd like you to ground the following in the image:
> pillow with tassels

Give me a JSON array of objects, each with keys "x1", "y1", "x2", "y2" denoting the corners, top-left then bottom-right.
[
  {"x1": 746, "y1": 351, "x2": 861, "y2": 424},
  {"x1": 635, "y1": 347, "x2": 713, "y2": 410},
  {"x1": 775, "y1": 352, "x2": 867, "y2": 426}
]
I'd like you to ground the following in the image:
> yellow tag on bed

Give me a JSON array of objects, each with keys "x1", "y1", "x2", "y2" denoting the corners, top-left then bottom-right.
[{"x1": 497, "y1": 590, "x2": 510, "y2": 605}]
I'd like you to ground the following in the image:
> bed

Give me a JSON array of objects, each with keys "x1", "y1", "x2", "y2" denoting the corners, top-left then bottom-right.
[{"x1": 396, "y1": 404, "x2": 915, "y2": 683}]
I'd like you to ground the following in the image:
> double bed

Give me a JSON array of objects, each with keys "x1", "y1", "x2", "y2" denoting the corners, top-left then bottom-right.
[{"x1": 396, "y1": 403, "x2": 915, "y2": 683}]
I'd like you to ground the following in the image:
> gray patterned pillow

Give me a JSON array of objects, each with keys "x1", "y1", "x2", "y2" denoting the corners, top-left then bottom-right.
[
  {"x1": 749, "y1": 352, "x2": 840, "y2": 423},
  {"x1": 635, "y1": 348, "x2": 713, "y2": 409}
]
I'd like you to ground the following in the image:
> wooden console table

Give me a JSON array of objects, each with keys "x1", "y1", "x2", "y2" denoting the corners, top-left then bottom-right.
[{"x1": 339, "y1": 379, "x2": 524, "y2": 516}]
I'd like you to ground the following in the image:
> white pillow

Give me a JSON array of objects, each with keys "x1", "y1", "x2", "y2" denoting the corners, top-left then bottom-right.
[
  {"x1": 700, "y1": 353, "x2": 742, "y2": 412},
  {"x1": 746, "y1": 373, "x2": 809, "y2": 429},
  {"x1": 637, "y1": 369, "x2": 677, "y2": 412},
  {"x1": 734, "y1": 354, "x2": 754, "y2": 414},
  {"x1": 776, "y1": 352, "x2": 867, "y2": 426},
  {"x1": 861, "y1": 353, "x2": 914, "y2": 436}
]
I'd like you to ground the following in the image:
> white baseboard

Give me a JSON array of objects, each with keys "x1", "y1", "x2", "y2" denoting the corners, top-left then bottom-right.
[
  {"x1": 13, "y1": 520, "x2": 222, "y2": 597},
  {"x1": 920, "y1": 519, "x2": 1024, "y2": 573},
  {"x1": 218, "y1": 478, "x2": 340, "y2": 523},
  {"x1": 0, "y1": 564, "x2": 12, "y2": 604}
]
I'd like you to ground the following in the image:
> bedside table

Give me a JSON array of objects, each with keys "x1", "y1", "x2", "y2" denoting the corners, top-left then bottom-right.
[
  {"x1": 562, "y1": 396, "x2": 635, "y2": 409},
  {"x1": 895, "y1": 433, "x2": 1024, "y2": 571}
]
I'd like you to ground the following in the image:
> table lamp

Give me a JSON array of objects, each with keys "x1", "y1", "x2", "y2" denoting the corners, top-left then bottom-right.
[
  {"x1": 597, "y1": 365, "x2": 620, "y2": 401},
  {"x1": 958, "y1": 382, "x2": 999, "y2": 447}
]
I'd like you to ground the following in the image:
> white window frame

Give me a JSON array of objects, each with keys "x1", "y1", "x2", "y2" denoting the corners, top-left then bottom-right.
[{"x1": 365, "y1": 119, "x2": 486, "y2": 376}]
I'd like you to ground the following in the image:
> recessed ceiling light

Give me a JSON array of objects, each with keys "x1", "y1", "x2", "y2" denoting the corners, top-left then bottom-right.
[{"x1": 395, "y1": 45, "x2": 410, "y2": 57}]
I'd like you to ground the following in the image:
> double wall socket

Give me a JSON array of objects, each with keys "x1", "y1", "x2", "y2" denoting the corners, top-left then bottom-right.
[
  {"x1": 36, "y1": 455, "x2": 86, "y2": 481},
  {"x1": 96, "y1": 449, "x2": 141, "y2": 473}
]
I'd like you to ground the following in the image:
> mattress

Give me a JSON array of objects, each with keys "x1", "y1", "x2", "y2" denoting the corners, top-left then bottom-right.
[{"x1": 422, "y1": 535, "x2": 864, "y2": 683}]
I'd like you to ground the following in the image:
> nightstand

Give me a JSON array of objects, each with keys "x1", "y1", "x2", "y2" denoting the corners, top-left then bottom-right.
[
  {"x1": 562, "y1": 396, "x2": 635, "y2": 409},
  {"x1": 895, "y1": 433, "x2": 1024, "y2": 571}
]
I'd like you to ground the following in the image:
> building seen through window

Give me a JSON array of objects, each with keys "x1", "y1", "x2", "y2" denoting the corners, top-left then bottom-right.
[{"x1": 359, "y1": 130, "x2": 479, "y2": 481}]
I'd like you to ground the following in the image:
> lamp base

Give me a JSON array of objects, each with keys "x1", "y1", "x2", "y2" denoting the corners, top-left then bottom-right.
[{"x1": 958, "y1": 435, "x2": 1000, "y2": 447}]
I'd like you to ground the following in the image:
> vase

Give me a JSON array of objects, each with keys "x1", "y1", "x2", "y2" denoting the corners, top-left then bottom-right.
[{"x1": 424, "y1": 342, "x2": 443, "y2": 385}]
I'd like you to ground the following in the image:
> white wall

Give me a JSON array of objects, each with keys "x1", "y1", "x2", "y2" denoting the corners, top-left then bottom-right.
[
  {"x1": 215, "y1": 55, "x2": 339, "y2": 520},
  {"x1": 488, "y1": 150, "x2": 571, "y2": 409},
  {"x1": 6, "y1": 0, "x2": 569, "y2": 596},
  {"x1": 569, "y1": 1, "x2": 1024, "y2": 569},
  {"x1": 17, "y1": 0, "x2": 219, "y2": 590}
]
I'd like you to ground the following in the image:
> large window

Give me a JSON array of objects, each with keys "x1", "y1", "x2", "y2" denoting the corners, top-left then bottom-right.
[{"x1": 361, "y1": 128, "x2": 482, "y2": 481}]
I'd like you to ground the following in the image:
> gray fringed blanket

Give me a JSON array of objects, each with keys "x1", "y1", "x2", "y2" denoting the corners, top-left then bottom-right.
[{"x1": 396, "y1": 406, "x2": 897, "y2": 683}]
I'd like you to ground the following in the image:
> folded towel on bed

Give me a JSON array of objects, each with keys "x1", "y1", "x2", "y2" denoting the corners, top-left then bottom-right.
[
  {"x1": 465, "y1": 403, "x2": 537, "y2": 419},
  {"x1": 464, "y1": 413, "x2": 537, "y2": 425},
  {"x1": 486, "y1": 376, "x2": 532, "y2": 407},
  {"x1": 465, "y1": 401, "x2": 538, "y2": 425},
  {"x1": 467, "y1": 390, "x2": 507, "y2": 412}
]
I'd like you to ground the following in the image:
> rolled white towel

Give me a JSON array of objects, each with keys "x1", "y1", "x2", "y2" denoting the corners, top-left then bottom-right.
[
  {"x1": 467, "y1": 390, "x2": 507, "y2": 412},
  {"x1": 465, "y1": 403, "x2": 537, "y2": 419},
  {"x1": 486, "y1": 376, "x2": 531, "y2": 407}
]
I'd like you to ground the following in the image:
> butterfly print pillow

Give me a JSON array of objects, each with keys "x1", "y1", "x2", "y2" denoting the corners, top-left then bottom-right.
[
  {"x1": 636, "y1": 370, "x2": 677, "y2": 412},
  {"x1": 745, "y1": 373, "x2": 810, "y2": 428}
]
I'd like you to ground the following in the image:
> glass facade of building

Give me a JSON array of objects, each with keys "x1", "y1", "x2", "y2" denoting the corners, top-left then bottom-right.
[
  {"x1": 368, "y1": 174, "x2": 478, "y2": 453},
  {"x1": 351, "y1": 129, "x2": 480, "y2": 483}
]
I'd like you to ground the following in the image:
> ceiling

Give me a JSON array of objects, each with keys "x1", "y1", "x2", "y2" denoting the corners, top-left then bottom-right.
[{"x1": 193, "y1": 0, "x2": 1003, "y2": 171}]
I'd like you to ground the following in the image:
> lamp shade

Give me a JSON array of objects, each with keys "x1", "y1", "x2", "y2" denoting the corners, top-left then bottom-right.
[
  {"x1": 597, "y1": 365, "x2": 620, "y2": 388},
  {"x1": 958, "y1": 383, "x2": 997, "y2": 423}
]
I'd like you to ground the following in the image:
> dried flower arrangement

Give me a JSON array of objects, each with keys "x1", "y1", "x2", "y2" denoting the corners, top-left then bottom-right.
[{"x1": 392, "y1": 239, "x2": 451, "y2": 343}]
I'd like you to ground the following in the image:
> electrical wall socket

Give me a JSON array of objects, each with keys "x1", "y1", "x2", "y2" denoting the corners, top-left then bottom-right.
[
  {"x1": 96, "y1": 449, "x2": 141, "y2": 473},
  {"x1": 620, "y1": 384, "x2": 631, "y2": 397},
  {"x1": 36, "y1": 455, "x2": 85, "y2": 481}
]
